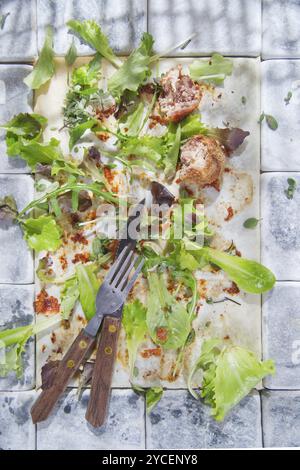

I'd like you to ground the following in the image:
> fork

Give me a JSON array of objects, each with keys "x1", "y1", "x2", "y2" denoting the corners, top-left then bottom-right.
[{"x1": 31, "y1": 246, "x2": 144, "y2": 424}]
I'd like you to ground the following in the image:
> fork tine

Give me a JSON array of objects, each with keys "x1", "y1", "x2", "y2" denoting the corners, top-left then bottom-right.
[
  {"x1": 122, "y1": 258, "x2": 144, "y2": 295},
  {"x1": 105, "y1": 246, "x2": 131, "y2": 283},
  {"x1": 113, "y1": 253, "x2": 138, "y2": 289}
]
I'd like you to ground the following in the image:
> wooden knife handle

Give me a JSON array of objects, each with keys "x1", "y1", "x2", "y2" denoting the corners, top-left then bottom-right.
[
  {"x1": 31, "y1": 329, "x2": 96, "y2": 424},
  {"x1": 85, "y1": 316, "x2": 121, "y2": 428}
]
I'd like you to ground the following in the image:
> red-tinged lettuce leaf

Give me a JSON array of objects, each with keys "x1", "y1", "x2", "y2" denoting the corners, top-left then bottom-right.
[
  {"x1": 208, "y1": 127, "x2": 250, "y2": 154},
  {"x1": 0, "y1": 195, "x2": 18, "y2": 222}
]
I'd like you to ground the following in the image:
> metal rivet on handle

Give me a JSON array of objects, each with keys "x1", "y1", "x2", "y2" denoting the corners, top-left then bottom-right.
[
  {"x1": 67, "y1": 360, "x2": 75, "y2": 368},
  {"x1": 79, "y1": 340, "x2": 87, "y2": 349},
  {"x1": 104, "y1": 346, "x2": 112, "y2": 355},
  {"x1": 109, "y1": 324, "x2": 117, "y2": 333}
]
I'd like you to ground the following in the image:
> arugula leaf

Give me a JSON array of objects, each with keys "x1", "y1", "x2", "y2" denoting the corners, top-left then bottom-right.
[
  {"x1": 0, "y1": 317, "x2": 58, "y2": 378},
  {"x1": 108, "y1": 33, "x2": 154, "y2": 100},
  {"x1": 120, "y1": 135, "x2": 164, "y2": 166},
  {"x1": 164, "y1": 124, "x2": 181, "y2": 180},
  {"x1": 190, "y1": 53, "x2": 233, "y2": 85},
  {"x1": 123, "y1": 300, "x2": 148, "y2": 374},
  {"x1": 76, "y1": 264, "x2": 100, "y2": 320},
  {"x1": 188, "y1": 339, "x2": 275, "y2": 421},
  {"x1": 67, "y1": 19, "x2": 119, "y2": 68},
  {"x1": 199, "y1": 247, "x2": 276, "y2": 294},
  {"x1": 24, "y1": 26, "x2": 55, "y2": 90},
  {"x1": 69, "y1": 118, "x2": 98, "y2": 150},
  {"x1": 65, "y1": 39, "x2": 77, "y2": 67},
  {"x1": 146, "y1": 271, "x2": 191, "y2": 350},
  {"x1": 21, "y1": 215, "x2": 62, "y2": 252},
  {"x1": 60, "y1": 277, "x2": 79, "y2": 320},
  {"x1": 51, "y1": 159, "x2": 85, "y2": 177}
]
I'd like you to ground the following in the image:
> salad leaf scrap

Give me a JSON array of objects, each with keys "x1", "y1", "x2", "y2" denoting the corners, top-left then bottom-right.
[
  {"x1": 190, "y1": 53, "x2": 233, "y2": 85},
  {"x1": 24, "y1": 26, "x2": 55, "y2": 90},
  {"x1": 123, "y1": 300, "x2": 148, "y2": 374},
  {"x1": 21, "y1": 215, "x2": 62, "y2": 252}
]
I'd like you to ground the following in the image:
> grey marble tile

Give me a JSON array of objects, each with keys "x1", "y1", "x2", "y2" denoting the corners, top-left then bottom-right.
[
  {"x1": 37, "y1": 0, "x2": 147, "y2": 55},
  {"x1": 146, "y1": 390, "x2": 262, "y2": 449},
  {"x1": 37, "y1": 388, "x2": 145, "y2": 450},
  {"x1": 148, "y1": 0, "x2": 261, "y2": 56},
  {"x1": 0, "y1": 391, "x2": 36, "y2": 449},
  {"x1": 0, "y1": 285, "x2": 35, "y2": 391},
  {"x1": 263, "y1": 282, "x2": 300, "y2": 389},
  {"x1": 262, "y1": 0, "x2": 300, "y2": 59},
  {"x1": 0, "y1": 175, "x2": 34, "y2": 284},
  {"x1": 0, "y1": 65, "x2": 33, "y2": 173},
  {"x1": 261, "y1": 60, "x2": 300, "y2": 171},
  {"x1": 262, "y1": 391, "x2": 300, "y2": 448},
  {"x1": 261, "y1": 173, "x2": 300, "y2": 281},
  {"x1": 0, "y1": 0, "x2": 37, "y2": 61}
]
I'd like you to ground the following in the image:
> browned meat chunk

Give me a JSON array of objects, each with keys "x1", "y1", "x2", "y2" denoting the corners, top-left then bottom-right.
[
  {"x1": 158, "y1": 66, "x2": 202, "y2": 123},
  {"x1": 179, "y1": 135, "x2": 226, "y2": 187}
]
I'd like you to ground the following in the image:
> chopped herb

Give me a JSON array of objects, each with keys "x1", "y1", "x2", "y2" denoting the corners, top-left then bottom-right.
[
  {"x1": 285, "y1": 177, "x2": 297, "y2": 200},
  {"x1": 243, "y1": 217, "x2": 260, "y2": 229},
  {"x1": 258, "y1": 112, "x2": 265, "y2": 124},
  {"x1": 284, "y1": 91, "x2": 292, "y2": 105},
  {"x1": 0, "y1": 12, "x2": 10, "y2": 30},
  {"x1": 241, "y1": 96, "x2": 247, "y2": 105},
  {"x1": 265, "y1": 114, "x2": 278, "y2": 131}
]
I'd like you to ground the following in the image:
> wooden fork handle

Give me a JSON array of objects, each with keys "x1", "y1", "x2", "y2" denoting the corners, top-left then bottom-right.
[
  {"x1": 31, "y1": 329, "x2": 96, "y2": 424},
  {"x1": 86, "y1": 316, "x2": 121, "y2": 428}
]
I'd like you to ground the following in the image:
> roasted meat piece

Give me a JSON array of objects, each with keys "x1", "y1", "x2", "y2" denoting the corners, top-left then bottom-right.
[
  {"x1": 158, "y1": 66, "x2": 202, "y2": 123},
  {"x1": 179, "y1": 135, "x2": 226, "y2": 187}
]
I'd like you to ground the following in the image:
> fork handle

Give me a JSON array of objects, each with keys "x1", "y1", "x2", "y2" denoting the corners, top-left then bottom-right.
[
  {"x1": 86, "y1": 316, "x2": 121, "y2": 428},
  {"x1": 31, "y1": 329, "x2": 96, "y2": 424}
]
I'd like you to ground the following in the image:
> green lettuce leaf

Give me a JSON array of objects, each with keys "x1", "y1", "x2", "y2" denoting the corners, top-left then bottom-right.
[
  {"x1": 120, "y1": 102, "x2": 145, "y2": 136},
  {"x1": 60, "y1": 277, "x2": 79, "y2": 320},
  {"x1": 71, "y1": 54, "x2": 102, "y2": 87},
  {"x1": 21, "y1": 215, "x2": 62, "y2": 252},
  {"x1": 189, "y1": 53, "x2": 233, "y2": 85},
  {"x1": 146, "y1": 271, "x2": 191, "y2": 350},
  {"x1": 123, "y1": 300, "x2": 148, "y2": 374},
  {"x1": 180, "y1": 114, "x2": 208, "y2": 140},
  {"x1": 24, "y1": 26, "x2": 55, "y2": 90},
  {"x1": 120, "y1": 135, "x2": 164, "y2": 166},
  {"x1": 16, "y1": 138, "x2": 63, "y2": 169},
  {"x1": 146, "y1": 387, "x2": 163, "y2": 413},
  {"x1": 65, "y1": 39, "x2": 77, "y2": 67},
  {"x1": 67, "y1": 19, "x2": 119, "y2": 68},
  {"x1": 76, "y1": 264, "x2": 100, "y2": 320},
  {"x1": 108, "y1": 33, "x2": 154, "y2": 100},
  {"x1": 199, "y1": 247, "x2": 276, "y2": 294},
  {"x1": 188, "y1": 339, "x2": 275, "y2": 421},
  {"x1": 0, "y1": 317, "x2": 59, "y2": 378}
]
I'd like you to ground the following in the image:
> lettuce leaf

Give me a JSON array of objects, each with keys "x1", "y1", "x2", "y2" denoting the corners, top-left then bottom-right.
[
  {"x1": 189, "y1": 53, "x2": 233, "y2": 85},
  {"x1": 146, "y1": 271, "x2": 190, "y2": 350},
  {"x1": 21, "y1": 215, "x2": 62, "y2": 252},
  {"x1": 0, "y1": 317, "x2": 59, "y2": 378},
  {"x1": 146, "y1": 387, "x2": 163, "y2": 413},
  {"x1": 67, "y1": 19, "x2": 119, "y2": 68},
  {"x1": 65, "y1": 39, "x2": 77, "y2": 67},
  {"x1": 123, "y1": 299, "x2": 148, "y2": 374},
  {"x1": 69, "y1": 118, "x2": 98, "y2": 150},
  {"x1": 188, "y1": 339, "x2": 275, "y2": 421},
  {"x1": 108, "y1": 33, "x2": 154, "y2": 100},
  {"x1": 180, "y1": 114, "x2": 208, "y2": 140},
  {"x1": 60, "y1": 277, "x2": 79, "y2": 320},
  {"x1": 24, "y1": 26, "x2": 55, "y2": 90},
  {"x1": 16, "y1": 138, "x2": 63, "y2": 169},
  {"x1": 0, "y1": 195, "x2": 18, "y2": 222},
  {"x1": 76, "y1": 264, "x2": 100, "y2": 320},
  {"x1": 120, "y1": 135, "x2": 164, "y2": 166}
]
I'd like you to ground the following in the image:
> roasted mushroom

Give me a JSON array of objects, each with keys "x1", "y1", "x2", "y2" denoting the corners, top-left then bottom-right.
[{"x1": 158, "y1": 66, "x2": 202, "y2": 123}]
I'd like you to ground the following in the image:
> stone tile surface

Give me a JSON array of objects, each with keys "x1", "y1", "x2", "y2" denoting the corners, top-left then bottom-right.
[
  {"x1": 262, "y1": 0, "x2": 300, "y2": 59},
  {"x1": 261, "y1": 60, "x2": 300, "y2": 171},
  {"x1": 263, "y1": 282, "x2": 300, "y2": 389},
  {"x1": 0, "y1": 391, "x2": 36, "y2": 449},
  {"x1": 0, "y1": 0, "x2": 37, "y2": 61},
  {"x1": 261, "y1": 173, "x2": 300, "y2": 281},
  {"x1": 37, "y1": 388, "x2": 145, "y2": 450},
  {"x1": 146, "y1": 390, "x2": 262, "y2": 449},
  {"x1": 262, "y1": 391, "x2": 300, "y2": 448},
  {"x1": 0, "y1": 285, "x2": 35, "y2": 391},
  {"x1": 148, "y1": 0, "x2": 261, "y2": 56},
  {"x1": 0, "y1": 175, "x2": 34, "y2": 284},
  {"x1": 0, "y1": 65, "x2": 33, "y2": 173},
  {"x1": 37, "y1": 0, "x2": 147, "y2": 55}
]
